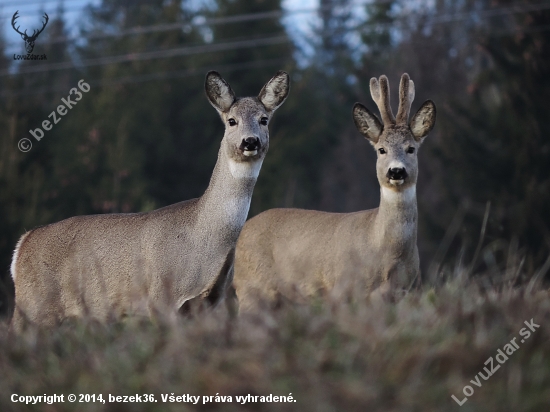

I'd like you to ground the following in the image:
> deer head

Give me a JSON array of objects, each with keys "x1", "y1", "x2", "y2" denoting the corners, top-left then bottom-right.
[
  {"x1": 12, "y1": 11, "x2": 49, "y2": 54},
  {"x1": 205, "y1": 71, "x2": 290, "y2": 175},
  {"x1": 353, "y1": 73, "x2": 436, "y2": 191}
]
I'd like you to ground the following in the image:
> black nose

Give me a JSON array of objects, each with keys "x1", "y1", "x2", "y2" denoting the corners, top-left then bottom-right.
[
  {"x1": 387, "y1": 167, "x2": 408, "y2": 180},
  {"x1": 240, "y1": 137, "x2": 260, "y2": 151}
]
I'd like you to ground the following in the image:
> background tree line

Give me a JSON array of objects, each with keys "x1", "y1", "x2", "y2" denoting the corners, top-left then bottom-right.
[{"x1": 1, "y1": 0, "x2": 549, "y2": 315}]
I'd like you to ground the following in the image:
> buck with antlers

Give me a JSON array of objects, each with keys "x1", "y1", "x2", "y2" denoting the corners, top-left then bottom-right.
[
  {"x1": 11, "y1": 11, "x2": 49, "y2": 54},
  {"x1": 231, "y1": 73, "x2": 436, "y2": 309},
  {"x1": 10, "y1": 70, "x2": 290, "y2": 330}
]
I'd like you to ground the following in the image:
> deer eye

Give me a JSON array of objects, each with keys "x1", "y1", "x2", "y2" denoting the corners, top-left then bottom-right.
[
  {"x1": 228, "y1": 118, "x2": 237, "y2": 126},
  {"x1": 260, "y1": 117, "x2": 268, "y2": 125},
  {"x1": 407, "y1": 147, "x2": 415, "y2": 154},
  {"x1": 378, "y1": 148, "x2": 386, "y2": 155}
]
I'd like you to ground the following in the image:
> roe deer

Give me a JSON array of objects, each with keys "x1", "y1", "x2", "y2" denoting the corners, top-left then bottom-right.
[
  {"x1": 10, "y1": 70, "x2": 290, "y2": 330},
  {"x1": 231, "y1": 73, "x2": 435, "y2": 309}
]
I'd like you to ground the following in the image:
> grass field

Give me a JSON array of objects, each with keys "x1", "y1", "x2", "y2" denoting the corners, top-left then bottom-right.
[{"x1": 1, "y1": 276, "x2": 549, "y2": 412}]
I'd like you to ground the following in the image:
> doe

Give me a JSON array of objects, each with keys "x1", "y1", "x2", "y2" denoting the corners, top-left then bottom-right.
[{"x1": 10, "y1": 70, "x2": 290, "y2": 330}]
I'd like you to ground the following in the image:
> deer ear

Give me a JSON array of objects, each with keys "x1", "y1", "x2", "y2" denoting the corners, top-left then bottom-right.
[
  {"x1": 258, "y1": 71, "x2": 290, "y2": 112},
  {"x1": 353, "y1": 103, "x2": 383, "y2": 144},
  {"x1": 205, "y1": 71, "x2": 236, "y2": 113},
  {"x1": 409, "y1": 100, "x2": 436, "y2": 141}
]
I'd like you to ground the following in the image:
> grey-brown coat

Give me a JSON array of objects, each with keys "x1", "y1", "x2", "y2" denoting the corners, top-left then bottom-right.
[
  {"x1": 10, "y1": 70, "x2": 290, "y2": 330},
  {"x1": 231, "y1": 73, "x2": 436, "y2": 309}
]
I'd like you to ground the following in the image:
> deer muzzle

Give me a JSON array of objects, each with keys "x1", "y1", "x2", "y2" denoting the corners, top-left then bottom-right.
[
  {"x1": 387, "y1": 167, "x2": 408, "y2": 184},
  {"x1": 240, "y1": 137, "x2": 260, "y2": 156}
]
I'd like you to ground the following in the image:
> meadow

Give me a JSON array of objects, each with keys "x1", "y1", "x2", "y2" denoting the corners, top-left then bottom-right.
[
  {"x1": 1, "y1": 1, "x2": 549, "y2": 410},
  {"x1": 1, "y1": 272, "x2": 548, "y2": 412}
]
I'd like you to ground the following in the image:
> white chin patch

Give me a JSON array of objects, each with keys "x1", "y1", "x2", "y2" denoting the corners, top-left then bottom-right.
[
  {"x1": 243, "y1": 150, "x2": 258, "y2": 157},
  {"x1": 390, "y1": 179, "x2": 404, "y2": 186},
  {"x1": 382, "y1": 186, "x2": 416, "y2": 204},
  {"x1": 228, "y1": 158, "x2": 263, "y2": 179}
]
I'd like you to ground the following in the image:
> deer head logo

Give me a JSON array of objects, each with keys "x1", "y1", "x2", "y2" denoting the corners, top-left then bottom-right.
[{"x1": 11, "y1": 11, "x2": 49, "y2": 54}]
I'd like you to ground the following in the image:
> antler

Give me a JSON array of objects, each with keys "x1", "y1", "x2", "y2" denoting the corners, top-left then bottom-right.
[
  {"x1": 396, "y1": 73, "x2": 415, "y2": 125},
  {"x1": 11, "y1": 11, "x2": 27, "y2": 38},
  {"x1": 11, "y1": 11, "x2": 49, "y2": 40},
  {"x1": 370, "y1": 73, "x2": 417, "y2": 126},
  {"x1": 369, "y1": 75, "x2": 395, "y2": 125},
  {"x1": 30, "y1": 13, "x2": 49, "y2": 40}
]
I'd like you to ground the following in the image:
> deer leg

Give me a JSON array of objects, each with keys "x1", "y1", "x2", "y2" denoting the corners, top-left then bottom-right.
[{"x1": 179, "y1": 249, "x2": 235, "y2": 316}]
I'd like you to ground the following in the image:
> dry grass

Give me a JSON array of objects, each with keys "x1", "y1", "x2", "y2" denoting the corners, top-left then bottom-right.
[{"x1": 1, "y1": 277, "x2": 549, "y2": 412}]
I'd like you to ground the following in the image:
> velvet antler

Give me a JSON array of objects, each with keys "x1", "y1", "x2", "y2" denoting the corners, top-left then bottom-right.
[
  {"x1": 396, "y1": 73, "x2": 415, "y2": 125},
  {"x1": 369, "y1": 75, "x2": 395, "y2": 125}
]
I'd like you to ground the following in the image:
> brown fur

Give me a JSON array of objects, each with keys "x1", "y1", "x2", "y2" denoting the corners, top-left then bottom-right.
[
  {"x1": 10, "y1": 70, "x2": 290, "y2": 330},
  {"x1": 231, "y1": 73, "x2": 436, "y2": 310}
]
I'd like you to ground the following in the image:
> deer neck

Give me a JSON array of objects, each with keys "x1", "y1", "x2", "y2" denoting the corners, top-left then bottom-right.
[
  {"x1": 374, "y1": 185, "x2": 418, "y2": 246},
  {"x1": 198, "y1": 145, "x2": 262, "y2": 233}
]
